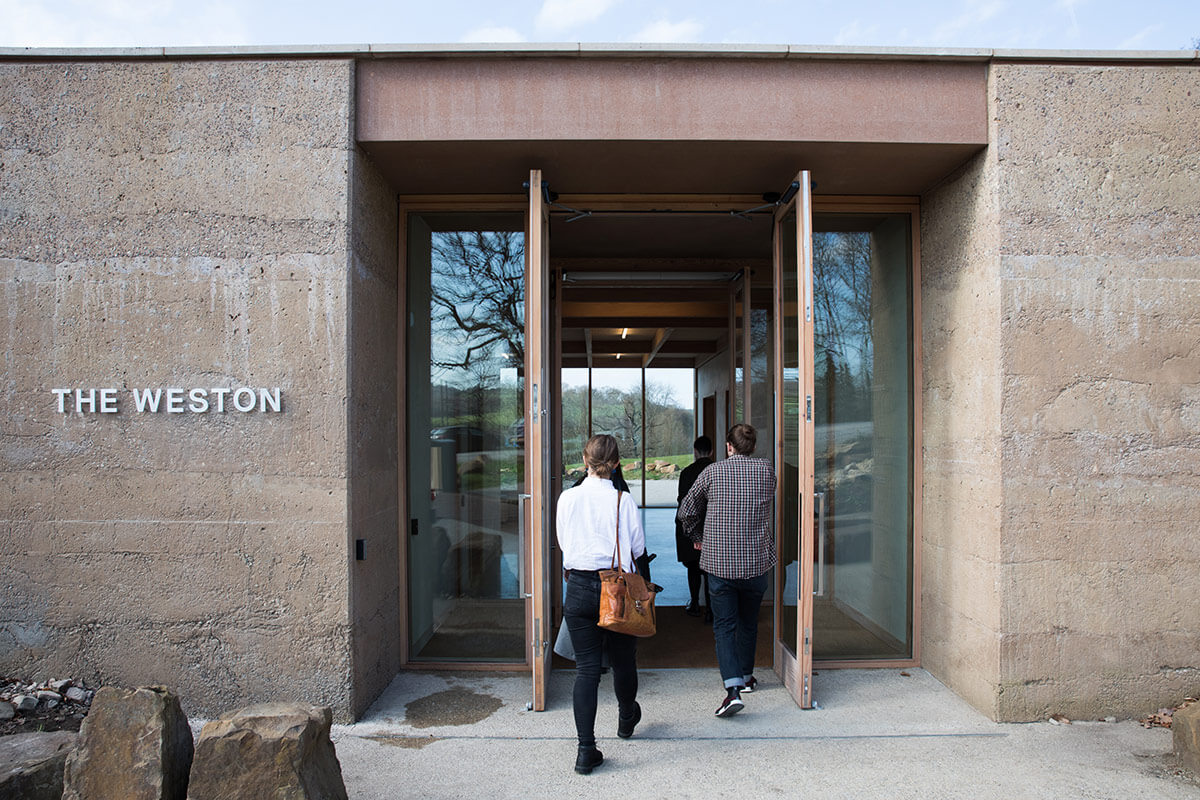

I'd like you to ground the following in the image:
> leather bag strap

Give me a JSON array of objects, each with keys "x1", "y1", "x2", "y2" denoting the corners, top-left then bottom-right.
[{"x1": 610, "y1": 491, "x2": 624, "y2": 572}]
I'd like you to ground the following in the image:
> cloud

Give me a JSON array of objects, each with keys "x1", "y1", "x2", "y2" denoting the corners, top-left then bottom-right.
[
  {"x1": 535, "y1": 0, "x2": 620, "y2": 34},
  {"x1": 629, "y1": 17, "x2": 703, "y2": 43},
  {"x1": 0, "y1": 0, "x2": 250, "y2": 47},
  {"x1": 1055, "y1": 0, "x2": 1083, "y2": 38},
  {"x1": 1116, "y1": 24, "x2": 1164, "y2": 50},
  {"x1": 460, "y1": 26, "x2": 527, "y2": 43},
  {"x1": 833, "y1": 20, "x2": 883, "y2": 46},
  {"x1": 928, "y1": 0, "x2": 1006, "y2": 46}
]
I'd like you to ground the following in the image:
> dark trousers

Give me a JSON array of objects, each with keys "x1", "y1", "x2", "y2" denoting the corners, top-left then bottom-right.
[
  {"x1": 707, "y1": 572, "x2": 768, "y2": 689},
  {"x1": 563, "y1": 571, "x2": 639, "y2": 747},
  {"x1": 685, "y1": 562, "x2": 711, "y2": 608}
]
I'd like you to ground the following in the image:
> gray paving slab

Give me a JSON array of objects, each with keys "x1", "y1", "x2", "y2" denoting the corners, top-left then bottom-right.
[{"x1": 332, "y1": 668, "x2": 1200, "y2": 799}]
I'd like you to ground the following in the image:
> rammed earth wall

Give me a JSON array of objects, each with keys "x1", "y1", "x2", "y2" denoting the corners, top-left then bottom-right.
[
  {"x1": 0, "y1": 59, "x2": 359, "y2": 719},
  {"x1": 922, "y1": 61, "x2": 1200, "y2": 721}
]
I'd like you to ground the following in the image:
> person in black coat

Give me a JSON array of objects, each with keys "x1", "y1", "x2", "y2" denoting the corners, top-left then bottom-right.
[{"x1": 675, "y1": 436, "x2": 714, "y2": 618}]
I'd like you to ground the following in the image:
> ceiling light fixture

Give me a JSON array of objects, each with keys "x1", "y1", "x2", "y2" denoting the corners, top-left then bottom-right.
[{"x1": 621, "y1": 328, "x2": 628, "y2": 339}]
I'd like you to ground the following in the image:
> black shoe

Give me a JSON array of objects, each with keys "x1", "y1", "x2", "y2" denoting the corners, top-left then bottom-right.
[
  {"x1": 574, "y1": 745, "x2": 604, "y2": 775},
  {"x1": 741, "y1": 676, "x2": 758, "y2": 694},
  {"x1": 617, "y1": 702, "x2": 641, "y2": 739},
  {"x1": 685, "y1": 602, "x2": 702, "y2": 617},
  {"x1": 715, "y1": 692, "x2": 744, "y2": 717}
]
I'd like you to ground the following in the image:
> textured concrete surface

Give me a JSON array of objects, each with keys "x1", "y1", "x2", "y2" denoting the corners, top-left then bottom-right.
[
  {"x1": 921, "y1": 61, "x2": 1200, "y2": 721},
  {"x1": 919, "y1": 117, "x2": 1004, "y2": 716},
  {"x1": 992, "y1": 63, "x2": 1200, "y2": 721},
  {"x1": 0, "y1": 59, "x2": 359, "y2": 718},
  {"x1": 330, "y1": 669, "x2": 1200, "y2": 799},
  {"x1": 346, "y1": 84, "x2": 402, "y2": 718}
]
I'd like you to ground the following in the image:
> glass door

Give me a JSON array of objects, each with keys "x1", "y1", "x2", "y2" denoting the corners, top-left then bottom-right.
[
  {"x1": 773, "y1": 171, "x2": 816, "y2": 708},
  {"x1": 810, "y1": 211, "x2": 915, "y2": 661},
  {"x1": 526, "y1": 170, "x2": 554, "y2": 711},
  {"x1": 405, "y1": 211, "x2": 527, "y2": 664}
]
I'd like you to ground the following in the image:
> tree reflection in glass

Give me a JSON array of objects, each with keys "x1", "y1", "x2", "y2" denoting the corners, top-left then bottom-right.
[{"x1": 408, "y1": 215, "x2": 527, "y2": 662}]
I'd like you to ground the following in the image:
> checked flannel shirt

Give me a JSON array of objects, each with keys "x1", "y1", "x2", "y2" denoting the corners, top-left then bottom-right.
[{"x1": 676, "y1": 453, "x2": 777, "y2": 580}]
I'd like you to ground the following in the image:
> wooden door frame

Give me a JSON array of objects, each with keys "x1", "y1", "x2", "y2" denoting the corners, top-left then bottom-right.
[{"x1": 393, "y1": 192, "x2": 924, "y2": 678}]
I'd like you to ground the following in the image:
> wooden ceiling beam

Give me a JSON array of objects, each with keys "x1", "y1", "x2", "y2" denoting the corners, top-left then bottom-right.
[
  {"x1": 561, "y1": 338, "x2": 715, "y2": 356},
  {"x1": 562, "y1": 316, "x2": 727, "y2": 329},
  {"x1": 643, "y1": 327, "x2": 672, "y2": 368}
]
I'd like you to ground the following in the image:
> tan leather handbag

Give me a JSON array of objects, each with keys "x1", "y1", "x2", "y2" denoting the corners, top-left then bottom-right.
[{"x1": 598, "y1": 492, "x2": 658, "y2": 637}]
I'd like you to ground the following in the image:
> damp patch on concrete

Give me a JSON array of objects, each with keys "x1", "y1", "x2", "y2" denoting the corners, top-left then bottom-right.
[
  {"x1": 404, "y1": 688, "x2": 504, "y2": 728},
  {"x1": 367, "y1": 735, "x2": 441, "y2": 749}
]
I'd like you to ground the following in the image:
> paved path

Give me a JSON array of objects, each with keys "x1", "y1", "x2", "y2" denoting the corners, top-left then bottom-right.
[{"x1": 332, "y1": 668, "x2": 1200, "y2": 799}]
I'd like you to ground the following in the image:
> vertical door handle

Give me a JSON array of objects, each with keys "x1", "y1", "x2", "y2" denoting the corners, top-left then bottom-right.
[
  {"x1": 814, "y1": 491, "x2": 827, "y2": 597},
  {"x1": 518, "y1": 493, "x2": 532, "y2": 598}
]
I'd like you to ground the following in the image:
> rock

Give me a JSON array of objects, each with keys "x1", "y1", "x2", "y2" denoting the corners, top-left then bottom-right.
[
  {"x1": 1175, "y1": 702, "x2": 1200, "y2": 777},
  {"x1": 13, "y1": 695, "x2": 37, "y2": 712},
  {"x1": 62, "y1": 686, "x2": 193, "y2": 800},
  {"x1": 49, "y1": 680, "x2": 72, "y2": 693},
  {"x1": 660, "y1": 464, "x2": 677, "y2": 474},
  {"x1": 65, "y1": 687, "x2": 88, "y2": 703},
  {"x1": 36, "y1": 691, "x2": 62, "y2": 708},
  {"x1": 0, "y1": 731, "x2": 78, "y2": 800},
  {"x1": 187, "y1": 703, "x2": 348, "y2": 800},
  {"x1": 0, "y1": 702, "x2": 12, "y2": 720}
]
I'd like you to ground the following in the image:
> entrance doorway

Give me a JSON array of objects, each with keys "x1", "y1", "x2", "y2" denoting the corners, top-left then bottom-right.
[{"x1": 399, "y1": 179, "x2": 919, "y2": 712}]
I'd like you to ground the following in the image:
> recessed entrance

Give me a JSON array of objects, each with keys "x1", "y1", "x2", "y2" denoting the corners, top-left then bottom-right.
[{"x1": 400, "y1": 184, "x2": 918, "y2": 711}]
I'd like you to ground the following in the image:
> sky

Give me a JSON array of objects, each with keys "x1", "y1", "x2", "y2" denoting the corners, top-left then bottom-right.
[{"x1": 2, "y1": 0, "x2": 1198, "y2": 51}]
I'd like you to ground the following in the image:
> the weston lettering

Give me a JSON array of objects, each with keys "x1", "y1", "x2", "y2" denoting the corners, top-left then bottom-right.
[{"x1": 53, "y1": 387, "x2": 283, "y2": 414}]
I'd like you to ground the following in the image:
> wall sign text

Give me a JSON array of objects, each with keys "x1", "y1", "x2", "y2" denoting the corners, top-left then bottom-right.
[{"x1": 53, "y1": 387, "x2": 283, "y2": 414}]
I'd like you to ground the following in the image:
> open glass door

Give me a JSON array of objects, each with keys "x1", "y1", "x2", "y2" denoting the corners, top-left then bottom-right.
[
  {"x1": 526, "y1": 170, "x2": 553, "y2": 711},
  {"x1": 773, "y1": 171, "x2": 816, "y2": 708}
]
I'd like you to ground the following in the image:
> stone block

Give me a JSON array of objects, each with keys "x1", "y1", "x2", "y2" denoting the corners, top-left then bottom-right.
[
  {"x1": 187, "y1": 703, "x2": 348, "y2": 800},
  {"x1": 1174, "y1": 702, "x2": 1200, "y2": 777},
  {"x1": 62, "y1": 686, "x2": 193, "y2": 800},
  {"x1": 0, "y1": 731, "x2": 77, "y2": 800}
]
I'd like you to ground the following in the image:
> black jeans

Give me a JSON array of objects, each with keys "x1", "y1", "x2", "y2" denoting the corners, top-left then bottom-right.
[
  {"x1": 563, "y1": 571, "x2": 639, "y2": 747},
  {"x1": 707, "y1": 572, "x2": 768, "y2": 689}
]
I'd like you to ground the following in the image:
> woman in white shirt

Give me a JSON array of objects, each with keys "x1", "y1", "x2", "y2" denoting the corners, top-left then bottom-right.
[{"x1": 556, "y1": 434, "x2": 646, "y2": 775}]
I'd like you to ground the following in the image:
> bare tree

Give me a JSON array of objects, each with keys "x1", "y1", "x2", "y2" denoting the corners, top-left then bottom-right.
[{"x1": 430, "y1": 230, "x2": 525, "y2": 374}]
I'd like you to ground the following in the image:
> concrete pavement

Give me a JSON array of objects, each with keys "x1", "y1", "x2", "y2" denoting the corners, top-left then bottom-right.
[{"x1": 332, "y1": 668, "x2": 1200, "y2": 799}]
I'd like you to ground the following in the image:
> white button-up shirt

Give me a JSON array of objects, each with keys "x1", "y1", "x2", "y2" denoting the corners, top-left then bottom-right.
[{"x1": 556, "y1": 476, "x2": 646, "y2": 572}]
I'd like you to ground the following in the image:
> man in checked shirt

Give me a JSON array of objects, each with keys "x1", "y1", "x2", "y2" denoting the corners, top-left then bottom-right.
[{"x1": 676, "y1": 423, "x2": 777, "y2": 717}]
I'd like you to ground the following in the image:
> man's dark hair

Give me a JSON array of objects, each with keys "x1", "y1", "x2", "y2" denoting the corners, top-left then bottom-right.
[
  {"x1": 726, "y1": 423, "x2": 756, "y2": 456},
  {"x1": 693, "y1": 435, "x2": 713, "y2": 456}
]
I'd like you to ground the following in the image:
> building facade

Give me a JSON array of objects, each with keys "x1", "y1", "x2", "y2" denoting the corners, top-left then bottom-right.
[{"x1": 1, "y1": 45, "x2": 1197, "y2": 722}]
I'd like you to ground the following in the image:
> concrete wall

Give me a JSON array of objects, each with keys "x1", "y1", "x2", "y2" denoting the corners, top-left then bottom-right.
[
  {"x1": 922, "y1": 61, "x2": 1200, "y2": 722},
  {"x1": 346, "y1": 115, "x2": 400, "y2": 715},
  {"x1": 919, "y1": 111, "x2": 1005, "y2": 718},
  {"x1": 0, "y1": 59, "x2": 359, "y2": 718},
  {"x1": 992, "y1": 62, "x2": 1200, "y2": 721}
]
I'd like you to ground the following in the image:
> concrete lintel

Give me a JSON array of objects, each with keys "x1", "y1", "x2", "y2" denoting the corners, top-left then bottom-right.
[
  {"x1": 1, "y1": 43, "x2": 1198, "y2": 65},
  {"x1": 991, "y1": 47, "x2": 1200, "y2": 63},
  {"x1": 784, "y1": 44, "x2": 993, "y2": 61},
  {"x1": 162, "y1": 43, "x2": 372, "y2": 57}
]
